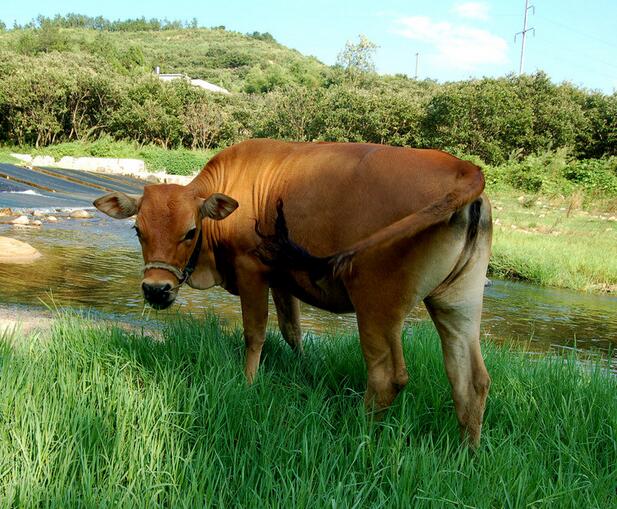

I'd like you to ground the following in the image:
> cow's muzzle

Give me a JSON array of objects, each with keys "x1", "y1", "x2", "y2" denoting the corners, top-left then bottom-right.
[{"x1": 142, "y1": 281, "x2": 177, "y2": 310}]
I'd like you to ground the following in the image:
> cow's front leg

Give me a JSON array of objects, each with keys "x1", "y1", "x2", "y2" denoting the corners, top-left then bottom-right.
[{"x1": 236, "y1": 260, "x2": 270, "y2": 383}]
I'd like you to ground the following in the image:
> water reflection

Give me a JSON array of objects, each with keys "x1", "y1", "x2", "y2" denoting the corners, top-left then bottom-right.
[{"x1": 1, "y1": 215, "x2": 615, "y2": 371}]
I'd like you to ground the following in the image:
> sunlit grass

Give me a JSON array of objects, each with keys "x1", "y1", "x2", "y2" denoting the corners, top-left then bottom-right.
[
  {"x1": 0, "y1": 148, "x2": 21, "y2": 165},
  {"x1": 491, "y1": 228, "x2": 617, "y2": 292},
  {"x1": 489, "y1": 192, "x2": 617, "y2": 292},
  {"x1": 0, "y1": 313, "x2": 614, "y2": 507}
]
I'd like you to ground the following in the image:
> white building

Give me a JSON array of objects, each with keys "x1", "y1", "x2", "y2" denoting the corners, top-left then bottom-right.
[{"x1": 154, "y1": 67, "x2": 230, "y2": 95}]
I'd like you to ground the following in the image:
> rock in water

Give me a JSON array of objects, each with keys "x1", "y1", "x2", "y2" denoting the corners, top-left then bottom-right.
[
  {"x1": 11, "y1": 215, "x2": 30, "y2": 225},
  {"x1": 70, "y1": 210, "x2": 92, "y2": 219},
  {"x1": 0, "y1": 237, "x2": 42, "y2": 264}
]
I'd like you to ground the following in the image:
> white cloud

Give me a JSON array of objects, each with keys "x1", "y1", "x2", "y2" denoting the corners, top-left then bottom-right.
[
  {"x1": 392, "y1": 16, "x2": 508, "y2": 71},
  {"x1": 452, "y1": 2, "x2": 490, "y2": 21}
]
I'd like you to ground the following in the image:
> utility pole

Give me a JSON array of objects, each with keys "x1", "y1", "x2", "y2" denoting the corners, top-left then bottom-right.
[
  {"x1": 414, "y1": 52, "x2": 419, "y2": 79},
  {"x1": 515, "y1": 0, "x2": 535, "y2": 75}
]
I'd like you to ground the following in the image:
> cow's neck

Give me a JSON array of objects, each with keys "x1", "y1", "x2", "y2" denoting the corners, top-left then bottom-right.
[
  {"x1": 188, "y1": 156, "x2": 226, "y2": 199},
  {"x1": 185, "y1": 159, "x2": 232, "y2": 289}
]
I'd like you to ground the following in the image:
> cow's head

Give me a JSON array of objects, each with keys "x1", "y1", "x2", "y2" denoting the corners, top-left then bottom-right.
[{"x1": 94, "y1": 184, "x2": 238, "y2": 310}]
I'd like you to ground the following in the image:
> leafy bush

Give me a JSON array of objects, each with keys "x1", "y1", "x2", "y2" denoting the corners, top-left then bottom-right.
[
  {"x1": 563, "y1": 158, "x2": 617, "y2": 195},
  {"x1": 139, "y1": 146, "x2": 210, "y2": 175},
  {"x1": 482, "y1": 149, "x2": 617, "y2": 197},
  {"x1": 502, "y1": 150, "x2": 571, "y2": 194},
  {"x1": 251, "y1": 83, "x2": 427, "y2": 146}
]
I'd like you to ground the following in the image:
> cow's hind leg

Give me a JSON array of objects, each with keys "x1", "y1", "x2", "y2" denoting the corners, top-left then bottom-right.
[
  {"x1": 272, "y1": 287, "x2": 303, "y2": 353},
  {"x1": 424, "y1": 265, "x2": 491, "y2": 448}
]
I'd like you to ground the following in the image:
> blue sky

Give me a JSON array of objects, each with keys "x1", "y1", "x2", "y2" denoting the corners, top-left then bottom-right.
[{"x1": 2, "y1": 1, "x2": 617, "y2": 93}]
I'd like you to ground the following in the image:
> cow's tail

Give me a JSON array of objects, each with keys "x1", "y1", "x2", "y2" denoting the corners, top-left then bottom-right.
[{"x1": 254, "y1": 161, "x2": 485, "y2": 282}]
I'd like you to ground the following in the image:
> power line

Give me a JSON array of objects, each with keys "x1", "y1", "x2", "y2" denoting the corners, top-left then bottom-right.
[
  {"x1": 537, "y1": 14, "x2": 617, "y2": 50},
  {"x1": 534, "y1": 47, "x2": 617, "y2": 83},
  {"x1": 541, "y1": 41, "x2": 617, "y2": 73},
  {"x1": 514, "y1": 0, "x2": 535, "y2": 75}
]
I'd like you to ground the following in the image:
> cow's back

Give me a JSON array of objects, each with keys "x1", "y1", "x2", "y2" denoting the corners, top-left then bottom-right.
[{"x1": 214, "y1": 139, "x2": 476, "y2": 257}]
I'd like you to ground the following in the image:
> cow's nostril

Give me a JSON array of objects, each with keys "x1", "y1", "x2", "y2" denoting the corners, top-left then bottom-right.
[{"x1": 142, "y1": 282, "x2": 172, "y2": 297}]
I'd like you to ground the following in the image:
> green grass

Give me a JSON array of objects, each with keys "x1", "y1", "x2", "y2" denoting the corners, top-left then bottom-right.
[
  {"x1": 0, "y1": 148, "x2": 21, "y2": 164},
  {"x1": 491, "y1": 228, "x2": 617, "y2": 292},
  {"x1": 0, "y1": 314, "x2": 615, "y2": 507},
  {"x1": 489, "y1": 192, "x2": 617, "y2": 292}
]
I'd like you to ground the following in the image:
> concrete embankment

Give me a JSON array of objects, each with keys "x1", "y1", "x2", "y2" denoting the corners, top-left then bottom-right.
[
  {"x1": 10, "y1": 153, "x2": 194, "y2": 186},
  {"x1": 0, "y1": 163, "x2": 150, "y2": 210}
]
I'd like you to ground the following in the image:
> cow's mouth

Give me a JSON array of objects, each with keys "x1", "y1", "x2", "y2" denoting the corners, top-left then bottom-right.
[
  {"x1": 142, "y1": 281, "x2": 177, "y2": 310},
  {"x1": 146, "y1": 296, "x2": 176, "y2": 310}
]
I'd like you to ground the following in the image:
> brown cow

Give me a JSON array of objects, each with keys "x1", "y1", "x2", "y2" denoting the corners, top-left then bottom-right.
[{"x1": 94, "y1": 139, "x2": 492, "y2": 446}]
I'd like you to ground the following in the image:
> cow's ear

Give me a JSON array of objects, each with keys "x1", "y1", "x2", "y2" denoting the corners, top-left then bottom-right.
[
  {"x1": 93, "y1": 192, "x2": 141, "y2": 219},
  {"x1": 200, "y1": 193, "x2": 239, "y2": 220}
]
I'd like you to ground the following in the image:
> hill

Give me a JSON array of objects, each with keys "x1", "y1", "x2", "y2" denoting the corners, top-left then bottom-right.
[{"x1": 0, "y1": 23, "x2": 328, "y2": 93}]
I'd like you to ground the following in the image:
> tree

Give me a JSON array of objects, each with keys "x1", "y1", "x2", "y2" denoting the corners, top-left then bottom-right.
[
  {"x1": 336, "y1": 34, "x2": 378, "y2": 83},
  {"x1": 182, "y1": 97, "x2": 227, "y2": 150}
]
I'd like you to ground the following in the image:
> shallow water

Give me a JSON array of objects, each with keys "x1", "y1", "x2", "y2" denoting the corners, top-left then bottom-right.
[{"x1": 1, "y1": 213, "x2": 615, "y2": 372}]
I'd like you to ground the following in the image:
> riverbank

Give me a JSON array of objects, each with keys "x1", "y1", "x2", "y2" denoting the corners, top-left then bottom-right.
[
  {"x1": 0, "y1": 313, "x2": 614, "y2": 507},
  {"x1": 489, "y1": 191, "x2": 617, "y2": 293},
  {"x1": 0, "y1": 304, "x2": 164, "y2": 340}
]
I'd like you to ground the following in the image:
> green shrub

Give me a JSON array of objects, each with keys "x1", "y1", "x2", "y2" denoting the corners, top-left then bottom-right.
[
  {"x1": 493, "y1": 150, "x2": 570, "y2": 194},
  {"x1": 563, "y1": 158, "x2": 617, "y2": 195},
  {"x1": 481, "y1": 150, "x2": 617, "y2": 197},
  {"x1": 423, "y1": 76, "x2": 532, "y2": 164},
  {"x1": 140, "y1": 146, "x2": 210, "y2": 175}
]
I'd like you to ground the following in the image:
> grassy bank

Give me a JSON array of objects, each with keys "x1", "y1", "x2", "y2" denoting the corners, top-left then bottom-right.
[
  {"x1": 0, "y1": 150, "x2": 20, "y2": 165},
  {"x1": 488, "y1": 191, "x2": 617, "y2": 293},
  {"x1": 0, "y1": 314, "x2": 615, "y2": 507}
]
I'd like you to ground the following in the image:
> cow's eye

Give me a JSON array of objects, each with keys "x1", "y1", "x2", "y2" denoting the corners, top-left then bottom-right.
[
  {"x1": 184, "y1": 227, "x2": 197, "y2": 241},
  {"x1": 133, "y1": 225, "x2": 142, "y2": 239}
]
